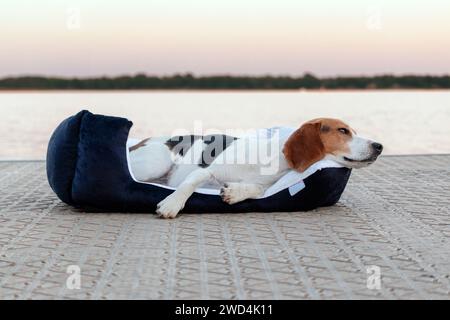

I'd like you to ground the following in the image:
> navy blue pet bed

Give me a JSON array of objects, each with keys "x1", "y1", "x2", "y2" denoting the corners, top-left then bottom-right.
[{"x1": 46, "y1": 110, "x2": 351, "y2": 213}]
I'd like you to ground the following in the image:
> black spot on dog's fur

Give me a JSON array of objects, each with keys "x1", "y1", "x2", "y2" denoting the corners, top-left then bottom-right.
[
  {"x1": 165, "y1": 135, "x2": 201, "y2": 156},
  {"x1": 165, "y1": 134, "x2": 238, "y2": 167},
  {"x1": 200, "y1": 134, "x2": 238, "y2": 168}
]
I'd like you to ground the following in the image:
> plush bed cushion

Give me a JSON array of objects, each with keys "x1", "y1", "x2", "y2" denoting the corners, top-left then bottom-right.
[{"x1": 46, "y1": 110, "x2": 88, "y2": 205}]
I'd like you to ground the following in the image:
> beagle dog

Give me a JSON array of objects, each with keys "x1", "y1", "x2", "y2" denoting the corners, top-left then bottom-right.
[{"x1": 129, "y1": 118, "x2": 383, "y2": 218}]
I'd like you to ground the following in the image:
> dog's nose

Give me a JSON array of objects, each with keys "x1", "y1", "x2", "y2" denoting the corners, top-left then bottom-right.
[{"x1": 372, "y1": 142, "x2": 383, "y2": 153}]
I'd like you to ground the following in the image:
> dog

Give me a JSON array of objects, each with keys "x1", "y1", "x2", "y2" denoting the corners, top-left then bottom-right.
[{"x1": 129, "y1": 118, "x2": 383, "y2": 218}]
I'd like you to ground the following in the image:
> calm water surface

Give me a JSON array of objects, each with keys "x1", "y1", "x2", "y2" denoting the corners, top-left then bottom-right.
[{"x1": 1, "y1": 90, "x2": 449, "y2": 160}]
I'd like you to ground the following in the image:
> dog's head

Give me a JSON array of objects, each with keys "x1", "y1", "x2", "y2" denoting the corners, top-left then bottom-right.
[{"x1": 283, "y1": 118, "x2": 383, "y2": 172}]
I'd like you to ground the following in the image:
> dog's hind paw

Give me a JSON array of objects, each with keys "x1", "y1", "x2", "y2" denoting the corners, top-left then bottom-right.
[{"x1": 156, "y1": 194, "x2": 184, "y2": 219}]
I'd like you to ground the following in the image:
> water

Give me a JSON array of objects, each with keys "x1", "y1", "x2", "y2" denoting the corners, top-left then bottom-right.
[{"x1": 1, "y1": 90, "x2": 449, "y2": 160}]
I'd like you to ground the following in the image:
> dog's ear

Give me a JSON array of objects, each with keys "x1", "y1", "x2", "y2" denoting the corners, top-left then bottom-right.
[{"x1": 283, "y1": 121, "x2": 325, "y2": 172}]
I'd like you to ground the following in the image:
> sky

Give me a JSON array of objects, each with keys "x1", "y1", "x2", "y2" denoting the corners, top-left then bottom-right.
[{"x1": 1, "y1": 0, "x2": 450, "y2": 77}]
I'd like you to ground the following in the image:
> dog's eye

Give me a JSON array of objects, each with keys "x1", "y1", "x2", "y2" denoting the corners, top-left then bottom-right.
[{"x1": 338, "y1": 128, "x2": 350, "y2": 135}]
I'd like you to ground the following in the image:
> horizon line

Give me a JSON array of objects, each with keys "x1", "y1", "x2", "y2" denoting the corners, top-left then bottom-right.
[{"x1": 2, "y1": 72, "x2": 450, "y2": 80}]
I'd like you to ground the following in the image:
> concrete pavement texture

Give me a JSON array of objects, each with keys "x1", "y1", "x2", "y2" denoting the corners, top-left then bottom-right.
[{"x1": 0, "y1": 155, "x2": 449, "y2": 299}]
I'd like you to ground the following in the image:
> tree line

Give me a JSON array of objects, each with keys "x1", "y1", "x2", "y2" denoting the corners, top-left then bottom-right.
[{"x1": 1, "y1": 73, "x2": 449, "y2": 89}]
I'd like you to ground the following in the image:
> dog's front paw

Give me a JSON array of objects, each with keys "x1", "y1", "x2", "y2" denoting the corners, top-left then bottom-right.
[
  {"x1": 156, "y1": 194, "x2": 184, "y2": 219},
  {"x1": 220, "y1": 183, "x2": 241, "y2": 205}
]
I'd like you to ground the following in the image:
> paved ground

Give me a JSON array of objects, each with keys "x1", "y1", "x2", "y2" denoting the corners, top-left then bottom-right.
[{"x1": 0, "y1": 155, "x2": 449, "y2": 299}]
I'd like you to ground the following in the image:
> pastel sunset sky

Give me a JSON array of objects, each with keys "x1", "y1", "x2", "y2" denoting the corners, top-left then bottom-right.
[{"x1": 1, "y1": 0, "x2": 450, "y2": 77}]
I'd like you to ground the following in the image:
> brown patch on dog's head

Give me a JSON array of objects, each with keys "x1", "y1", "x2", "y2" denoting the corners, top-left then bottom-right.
[{"x1": 283, "y1": 118, "x2": 354, "y2": 172}]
